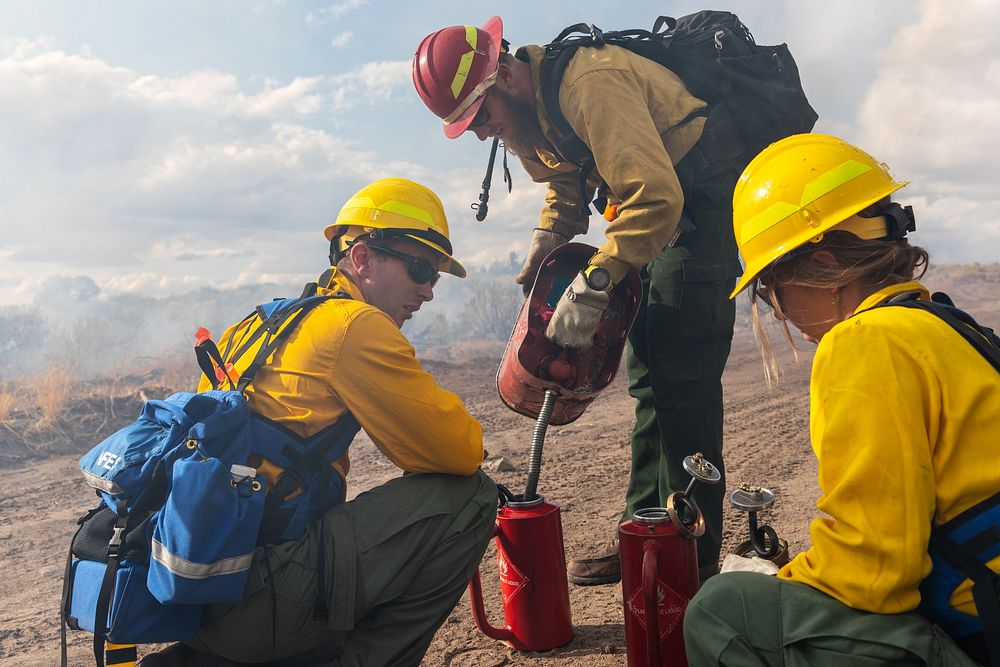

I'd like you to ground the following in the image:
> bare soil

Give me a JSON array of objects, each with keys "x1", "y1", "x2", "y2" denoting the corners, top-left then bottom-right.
[{"x1": 1, "y1": 271, "x2": 996, "y2": 666}]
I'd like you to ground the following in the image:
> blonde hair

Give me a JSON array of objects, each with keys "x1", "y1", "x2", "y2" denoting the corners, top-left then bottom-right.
[{"x1": 750, "y1": 208, "x2": 930, "y2": 386}]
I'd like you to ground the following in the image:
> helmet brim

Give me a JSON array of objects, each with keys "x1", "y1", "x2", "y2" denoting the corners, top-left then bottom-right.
[
  {"x1": 442, "y1": 15, "x2": 503, "y2": 140},
  {"x1": 405, "y1": 234, "x2": 467, "y2": 278},
  {"x1": 443, "y1": 94, "x2": 486, "y2": 139}
]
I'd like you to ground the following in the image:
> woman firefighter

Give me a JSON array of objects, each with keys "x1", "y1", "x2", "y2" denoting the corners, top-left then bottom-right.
[{"x1": 682, "y1": 134, "x2": 1000, "y2": 667}]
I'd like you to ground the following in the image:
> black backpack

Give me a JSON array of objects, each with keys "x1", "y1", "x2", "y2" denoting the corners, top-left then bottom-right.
[{"x1": 538, "y1": 11, "x2": 819, "y2": 214}]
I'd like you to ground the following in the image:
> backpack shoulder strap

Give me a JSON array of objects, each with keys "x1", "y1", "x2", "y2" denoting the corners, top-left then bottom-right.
[
  {"x1": 539, "y1": 39, "x2": 594, "y2": 168},
  {"x1": 876, "y1": 291, "x2": 1000, "y2": 374},
  {"x1": 235, "y1": 293, "x2": 347, "y2": 393}
]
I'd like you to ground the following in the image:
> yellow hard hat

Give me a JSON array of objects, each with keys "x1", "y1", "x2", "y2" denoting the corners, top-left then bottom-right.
[
  {"x1": 324, "y1": 177, "x2": 466, "y2": 278},
  {"x1": 730, "y1": 134, "x2": 908, "y2": 298}
]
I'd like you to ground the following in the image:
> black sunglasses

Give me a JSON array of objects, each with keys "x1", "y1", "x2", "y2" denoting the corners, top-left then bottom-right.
[
  {"x1": 468, "y1": 97, "x2": 491, "y2": 129},
  {"x1": 369, "y1": 245, "x2": 440, "y2": 287},
  {"x1": 754, "y1": 276, "x2": 782, "y2": 309}
]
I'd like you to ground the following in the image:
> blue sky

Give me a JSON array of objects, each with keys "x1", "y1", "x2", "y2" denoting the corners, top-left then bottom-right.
[{"x1": 1, "y1": 0, "x2": 998, "y2": 306}]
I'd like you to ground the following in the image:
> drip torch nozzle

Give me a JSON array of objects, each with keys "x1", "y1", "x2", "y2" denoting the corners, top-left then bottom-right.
[
  {"x1": 665, "y1": 452, "x2": 721, "y2": 539},
  {"x1": 730, "y1": 483, "x2": 782, "y2": 559}
]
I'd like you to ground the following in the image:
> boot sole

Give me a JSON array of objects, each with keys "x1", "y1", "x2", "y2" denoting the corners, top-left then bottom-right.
[{"x1": 568, "y1": 574, "x2": 621, "y2": 586}]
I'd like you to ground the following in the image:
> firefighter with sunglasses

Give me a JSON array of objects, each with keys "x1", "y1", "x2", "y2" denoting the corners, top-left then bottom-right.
[{"x1": 139, "y1": 178, "x2": 497, "y2": 667}]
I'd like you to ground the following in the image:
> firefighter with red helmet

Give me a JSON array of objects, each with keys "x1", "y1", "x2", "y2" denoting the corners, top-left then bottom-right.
[{"x1": 413, "y1": 17, "x2": 744, "y2": 584}]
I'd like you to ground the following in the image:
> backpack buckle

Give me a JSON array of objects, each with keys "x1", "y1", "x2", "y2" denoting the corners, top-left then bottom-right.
[{"x1": 589, "y1": 25, "x2": 605, "y2": 47}]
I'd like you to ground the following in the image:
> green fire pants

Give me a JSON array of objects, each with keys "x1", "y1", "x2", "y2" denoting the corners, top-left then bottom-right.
[
  {"x1": 683, "y1": 572, "x2": 980, "y2": 666},
  {"x1": 620, "y1": 159, "x2": 741, "y2": 572},
  {"x1": 170, "y1": 470, "x2": 497, "y2": 666}
]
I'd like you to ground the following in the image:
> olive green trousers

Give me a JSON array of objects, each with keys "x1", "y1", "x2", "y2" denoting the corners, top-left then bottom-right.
[
  {"x1": 683, "y1": 572, "x2": 980, "y2": 666},
  {"x1": 148, "y1": 470, "x2": 497, "y2": 666},
  {"x1": 621, "y1": 162, "x2": 741, "y2": 572}
]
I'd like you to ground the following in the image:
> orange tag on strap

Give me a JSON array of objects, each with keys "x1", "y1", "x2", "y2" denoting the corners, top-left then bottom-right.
[
  {"x1": 603, "y1": 203, "x2": 619, "y2": 222},
  {"x1": 215, "y1": 362, "x2": 237, "y2": 384}
]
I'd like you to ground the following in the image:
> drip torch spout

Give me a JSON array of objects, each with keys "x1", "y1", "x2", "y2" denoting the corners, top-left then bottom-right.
[{"x1": 524, "y1": 389, "x2": 558, "y2": 501}]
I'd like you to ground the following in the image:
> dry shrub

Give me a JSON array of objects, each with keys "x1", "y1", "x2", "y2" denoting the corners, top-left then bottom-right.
[
  {"x1": 157, "y1": 353, "x2": 199, "y2": 393},
  {"x1": 0, "y1": 385, "x2": 16, "y2": 422},
  {"x1": 422, "y1": 339, "x2": 506, "y2": 364},
  {"x1": 35, "y1": 363, "x2": 74, "y2": 424}
]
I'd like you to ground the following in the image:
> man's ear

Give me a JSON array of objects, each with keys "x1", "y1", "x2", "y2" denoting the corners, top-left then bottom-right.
[
  {"x1": 349, "y1": 243, "x2": 375, "y2": 279},
  {"x1": 494, "y1": 60, "x2": 514, "y2": 91}
]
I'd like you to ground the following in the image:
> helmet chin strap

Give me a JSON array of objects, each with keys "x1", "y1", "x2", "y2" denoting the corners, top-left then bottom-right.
[{"x1": 328, "y1": 237, "x2": 341, "y2": 267}]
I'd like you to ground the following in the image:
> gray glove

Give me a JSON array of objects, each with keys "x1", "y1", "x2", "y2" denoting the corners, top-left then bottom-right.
[
  {"x1": 515, "y1": 228, "x2": 569, "y2": 295},
  {"x1": 545, "y1": 272, "x2": 609, "y2": 349}
]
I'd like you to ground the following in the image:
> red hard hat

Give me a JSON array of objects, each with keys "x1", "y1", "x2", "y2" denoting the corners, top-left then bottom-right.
[{"x1": 412, "y1": 17, "x2": 504, "y2": 139}]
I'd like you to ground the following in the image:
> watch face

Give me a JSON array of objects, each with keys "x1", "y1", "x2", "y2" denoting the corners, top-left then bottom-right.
[{"x1": 586, "y1": 267, "x2": 611, "y2": 291}]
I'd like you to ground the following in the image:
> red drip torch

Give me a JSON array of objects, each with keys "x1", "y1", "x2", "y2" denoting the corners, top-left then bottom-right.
[
  {"x1": 496, "y1": 242, "x2": 642, "y2": 425},
  {"x1": 469, "y1": 389, "x2": 573, "y2": 651},
  {"x1": 619, "y1": 454, "x2": 721, "y2": 667},
  {"x1": 470, "y1": 243, "x2": 642, "y2": 652}
]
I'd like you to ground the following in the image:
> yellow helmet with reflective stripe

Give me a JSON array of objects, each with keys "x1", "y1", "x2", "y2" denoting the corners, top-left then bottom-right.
[
  {"x1": 324, "y1": 178, "x2": 466, "y2": 278},
  {"x1": 730, "y1": 134, "x2": 908, "y2": 298}
]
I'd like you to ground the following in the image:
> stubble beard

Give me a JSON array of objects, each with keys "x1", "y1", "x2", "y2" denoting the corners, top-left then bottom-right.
[{"x1": 493, "y1": 88, "x2": 547, "y2": 159}]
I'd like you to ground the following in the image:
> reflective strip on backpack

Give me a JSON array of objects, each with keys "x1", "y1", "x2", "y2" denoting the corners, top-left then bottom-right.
[
  {"x1": 81, "y1": 469, "x2": 124, "y2": 495},
  {"x1": 150, "y1": 539, "x2": 254, "y2": 580}
]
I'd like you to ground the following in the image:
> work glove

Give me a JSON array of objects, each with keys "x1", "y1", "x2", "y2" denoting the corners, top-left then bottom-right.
[
  {"x1": 545, "y1": 272, "x2": 609, "y2": 349},
  {"x1": 515, "y1": 228, "x2": 569, "y2": 296},
  {"x1": 719, "y1": 553, "x2": 779, "y2": 576}
]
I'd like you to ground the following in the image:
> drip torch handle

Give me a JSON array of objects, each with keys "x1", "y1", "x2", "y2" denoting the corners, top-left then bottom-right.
[
  {"x1": 468, "y1": 569, "x2": 516, "y2": 644},
  {"x1": 748, "y1": 512, "x2": 781, "y2": 559},
  {"x1": 642, "y1": 542, "x2": 663, "y2": 667}
]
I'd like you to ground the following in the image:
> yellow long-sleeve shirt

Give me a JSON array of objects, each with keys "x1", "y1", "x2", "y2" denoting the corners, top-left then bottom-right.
[
  {"x1": 780, "y1": 281, "x2": 1000, "y2": 619},
  {"x1": 197, "y1": 269, "x2": 484, "y2": 490},
  {"x1": 517, "y1": 44, "x2": 708, "y2": 284}
]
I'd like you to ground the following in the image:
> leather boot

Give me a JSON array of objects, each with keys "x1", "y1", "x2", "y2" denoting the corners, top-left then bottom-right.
[{"x1": 567, "y1": 538, "x2": 621, "y2": 585}]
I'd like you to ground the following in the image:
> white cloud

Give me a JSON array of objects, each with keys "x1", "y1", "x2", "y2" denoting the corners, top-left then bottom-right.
[
  {"x1": 305, "y1": 0, "x2": 366, "y2": 27},
  {"x1": 330, "y1": 31, "x2": 354, "y2": 49},
  {"x1": 328, "y1": 60, "x2": 410, "y2": 109},
  {"x1": 0, "y1": 41, "x2": 423, "y2": 305},
  {"x1": 855, "y1": 0, "x2": 1000, "y2": 262}
]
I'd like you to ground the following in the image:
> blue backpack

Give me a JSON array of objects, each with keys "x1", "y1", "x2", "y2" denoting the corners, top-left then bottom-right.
[{"x1": 60, "y1": 289, "x2": 360, "y2": 667}]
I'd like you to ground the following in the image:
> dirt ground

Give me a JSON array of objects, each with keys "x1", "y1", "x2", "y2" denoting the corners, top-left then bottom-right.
[{"x1": 1, "y1": 272, "x2": 996, "y2": 666}]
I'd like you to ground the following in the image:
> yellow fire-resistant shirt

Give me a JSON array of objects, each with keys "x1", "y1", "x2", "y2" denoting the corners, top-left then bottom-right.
[
  {"x1": 517, "y1": 44, "x2": 708, "y2": 285},
  {"x1": 197, "y1": 269, "x2": 484, "y2": 491},
  {"x1": 780, "y1": 281, "x2": 1000, "y2": 619}
]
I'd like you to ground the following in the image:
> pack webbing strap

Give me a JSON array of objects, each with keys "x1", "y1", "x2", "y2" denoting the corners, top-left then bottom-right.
[
  {"x1": 105, "y1": 643, "x2": 137, "y2": 667},
  {"x1": 264, "y1": 413, "x2": 361, "y2": 511},
  {"x1": 236, "y1": 296, "x2": 332, "y2": 394},
  {"x1": 877, "y1": 292, "x2": 1000, "y2": 373},
  {"x1": 930, "y1": 505, "x2": 1000, "y2": 667},
  {"x1": 92, "y1": 499, "x2": 128, "y2": 667}
]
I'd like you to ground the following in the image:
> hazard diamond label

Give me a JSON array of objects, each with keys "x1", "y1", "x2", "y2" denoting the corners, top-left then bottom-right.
[
  {"x1": 626, "y1": 580, "x2": 688, "y2": 639},
  {"x1": 496, "y1": 550, "x2": 529, "y2": 604}
]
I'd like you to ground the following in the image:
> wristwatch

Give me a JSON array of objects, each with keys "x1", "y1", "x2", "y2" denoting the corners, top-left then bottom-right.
[{"x1": 583, "y1": 265, "x2": 613, "y2": 292}]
